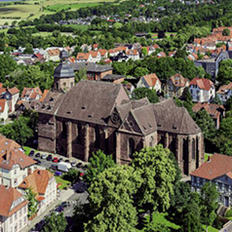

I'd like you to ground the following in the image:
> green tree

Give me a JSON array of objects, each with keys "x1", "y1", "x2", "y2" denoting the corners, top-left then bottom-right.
[
  {"x1": 180, "y1": 198, "x2": 202, "y2": 232},
  {"x1": 182, "y1": 87, "x2": 192, "y2": 102},
  {"x1": 134, "y1": 67, "x2": 149, "y2": 78},
  {"x1": 63, "y1": 168, "x2": 80, "y2": 184},
  {"x1": 212, "y1": 94, "x2": 223, "y2": 105},
  {"x1": 220, "y1": 140, "x2": 232, "y2": 156},
  {"x1": 84, "y1": 150, "x2": 115, "y2": 184},
  {"x1": 132, "y1": 87, "x2": 159, "y2": 103},
  {"x1": 195, "y1": 109, "x2": 216, "y2": 141},
  {"x1": 200, "y1": 182, "x2": 219, "y2": 232},
  {"x1": 75, "y1": 68, "x2": 87, "y2": 82},
  {"x1": 141, "y1": 47, "x2": 148, "y2": 57},
  {"x1": 0, "y1": 54, "x2": 17, "y2": 82},
  {"x1": 84, "y1": 165, "x2": 141, "y2": 232},
  {"x1": 25, "y1": 188, "x2": 38, "y2": 219},
  {"x1": 43, "y1": 212, "x2": 67, "y2": 232},
  {"x1": 23, "y1": 43, "x2": 33, "y2": 54},
  {"x1": 132, "y1": 145, "x2": 177, "y2": 221},
  {"x1": 0, "y1": 116, "x2": 33, "y2": 145},
  {"x1": 222, "y1": 28, "x2": 230, "y2": 36}
]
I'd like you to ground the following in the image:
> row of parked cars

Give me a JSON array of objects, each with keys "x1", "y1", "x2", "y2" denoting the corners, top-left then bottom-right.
[{"x1": 28, "y1": 149, "x2": 88, "y2": 169}]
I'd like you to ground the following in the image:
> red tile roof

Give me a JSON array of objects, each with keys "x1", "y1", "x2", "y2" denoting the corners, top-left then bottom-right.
[
  {"x1": 170, "y1": 73, "x2": 189, "y2": 87},
  {"x1": 8, "y1": 87, "x2": 19, "y2": 95},
  {"x1": 0, "y1": 134, "x2": 36, "y2": 170},
  {"x1": 0, "y1": 185, "x2": 28, "y2": 217},
  {"x1": 192, "y1": 102, "x2": 225, "y2": 119},
  {"x1": 217, "y1": 82, "x2": 232, "y2": 94},
  {"x1": 0, "y1": 99, "x2": 6, "y2": 112},
  {"x1": 189, "y1": 78, "x2": 214, "y2": 91},
  {"x1": 191, "y1": 154, "x2": 232, "y2": 180},
  {"x1": 18, "y1": 169, "x2": 54, "y2": 199},
  {"x1": 142, "y1": 73, "x2": 160, "y2": 87},
  {"x1": 21, "y1": 87, "x2": 42, "y2": 100},
  {"x1": 76, "y1": 53, "x2": 90, "y2": 60}
]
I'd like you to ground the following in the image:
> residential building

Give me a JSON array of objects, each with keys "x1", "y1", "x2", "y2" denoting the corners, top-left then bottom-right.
[
  {"x1": 137, "y1": 73, "x2": 161, "y2": 93},
  {"x1": 20, "y1": 87, "x2": 43, "y2": 101},
  {"x1": 38, "y1": 67, "x2": 204, "y2": 175},
  {"x1": 0, "y1": 135, "x2": 36, "y2": 188},
  {"x1": 189, "y1": 78, "x2": 215, "y2": 103},
  {"x1": 126, "y1": 49, "x2": 140, "y2": 60},
  {"x1": 89, "y1": 51, "x2": 101, "y2": 63},
  {"x1": 217, "y1": 82, "x2": 232, "y2": 104},
  {"x1": 76, "y1": 53, "x2": 92, "y2": 62},
  {"x1": 45, "y1": 48, "x2": 60, "y2": 62},
  {"x1": 191, "y1": 154, "x2": 232, "y2": 207},
  {"x1": 167, "y1": 73, "x2": 189, "y2": 98},
  {"x1": 0, "y1": 100, "x2": 9, "y2": 121},
  {"x1": 2, "y1": 87, "x2": 20, "y2": 113},
  {"x1": 192, "y1": 102, "x2": 225, "y2": 129},
  {"x1": 71, "y1": 62, "x2": 113, "y2": 80},
  {"x1": 0, "y1": 185, "x2": 28, "y2": 232},
  {"x1": 18, "y1": 169, "x2": 56, "y2": 215}
]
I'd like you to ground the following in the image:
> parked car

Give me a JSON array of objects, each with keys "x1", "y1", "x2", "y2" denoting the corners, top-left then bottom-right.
[
  {"x1": 41, "y1": 153, "x2": 47, "y2": 159},
  {"x1": 65, "y1": 159, "x2": 70, "y2": 163},
  {"x1": 58, "y1": 158, "x2": 63, "y2": 162},
  {"x1": 54, "y1": 171, "x2": 62, "y2": 176},
  {"x1": 57, "y1": 162, "x2": 71, "y2": 172},
  {"x1": 71, "y1": 161, "x2": 77, "y2": 167},
  {"x1": 29, "y1": 150, "x2": 35, "y2": 156},
  {"x1": 61, "y1": 201, "x2": 70, "y2": 208},
  {"x1": 55, "y1": 205, "x2": 64, "y2": 213},
  {"x1": 76, "y1": 162, "x2": 83, "y2": 168},
  {"x1": 47, "y1": 154, "x2": 53, "y2": 161},
  {"x1": 83, "y1": 165, "x2": 88, "y2": 170},
  {"x1": 50, "y1": 164, "x2": 57, "y2": 170},
  {"x1": 33, "y1": 159, "x2": 41, "y2": 164},
  {"x1": 75, "y1": 182, "x2": 87, "y2": 193},
  {"x1": 35, "y1": 152, "x2": 40, "y2": 158},
  {"x1": 53, "y1": 157, "x2": 59, "y2": 163}
]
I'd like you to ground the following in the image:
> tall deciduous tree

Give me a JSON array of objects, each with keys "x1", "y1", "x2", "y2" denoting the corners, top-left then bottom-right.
[
  {"x1": 84, "y1": 150, "x2": 115, "y2": 184},
  {"x1": 200, "y1": 182, "x2": 219, "y2": 232},
  {"x1": 84, "y1": 165, "x2": 141, "y2": 232},
  {"x1": 132, "y1": 145, "x2": 177, "y2": 221},
  {"x1": 132, "y1": 87, "x2": 159, "y2": 103},
  {"x1": 42, "y1": 212, "x2": 67, "y2": 232}
]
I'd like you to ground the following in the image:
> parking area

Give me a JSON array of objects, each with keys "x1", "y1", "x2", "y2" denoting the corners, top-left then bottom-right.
[{"x1": 27, "y1": 148, "x2": 88, "y2": 171}]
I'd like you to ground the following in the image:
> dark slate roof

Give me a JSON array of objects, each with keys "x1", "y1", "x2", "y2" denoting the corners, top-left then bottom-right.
[
  {"x1": 70, "y1": 62, "x2": 112, "y2": 73},
  {"x1": 102, "y1": 74, "x2": 125, "y2": 81},
  {"x1": 153, "y1": 99, "x2": 201, "y2": 135},
  {"x1": 60, "y1": 49, "x2": 69, "y2": 59},
  {"x1": 54, "y1": 63, "x2": 75, "y2": 79},
  {"x1": 38, "y1": 91, "x2": 65, "y2": 116},
  {"x1": 117, "y1": 98, "x2": 150, "y2": 121},
  {"x1": 56, "y1": 80, "x2": 128, "y2": 125}
]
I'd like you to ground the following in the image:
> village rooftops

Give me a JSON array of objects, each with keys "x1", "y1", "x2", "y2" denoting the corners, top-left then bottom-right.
[
  {"x1": 70, "y1": 62, "x2": 112, "y2": 73},
  {"x1": 189, "y1": 78, "x2": 214, "y2": 91}
]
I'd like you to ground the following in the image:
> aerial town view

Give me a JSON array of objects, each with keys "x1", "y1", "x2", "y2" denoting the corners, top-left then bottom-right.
[{"x1": 1, "y1": 0, "x2": 232, "y2": 231}]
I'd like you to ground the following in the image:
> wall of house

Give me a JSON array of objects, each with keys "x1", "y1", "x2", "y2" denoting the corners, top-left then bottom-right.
[
  {"x1": 2, "y1": 205, "x2": 28, "y2": 232},
  {"x1": 0, "y1": 165, "x2": 36, "y2": 188},
  {"x1": 0, "y1": 103, "x2": 8, "y2": 121},
  {"x1": 190, "y1": 85, "x2": 215, "y2": 103}
]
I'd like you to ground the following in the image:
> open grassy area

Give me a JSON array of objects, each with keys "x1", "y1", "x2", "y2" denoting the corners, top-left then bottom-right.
[
  {"x1": 45, "y1": 2, "x2": 101, "y2": 12},
  {"x1": 23, "y1": 146, "x2": 32, "y2": 155},
  {"x1": 202, "y1": 225, "x2": 218, "y2": 232},
  {"x1": 152, "y1": 213, "x2": 180, "y2": 230},
  {"x1": 55, "y1": 176, "x2": 71, "y2": 190}
]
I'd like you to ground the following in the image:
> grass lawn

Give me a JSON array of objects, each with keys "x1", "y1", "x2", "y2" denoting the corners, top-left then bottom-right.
[
  {"x1": 23, "y1": 146, "x2": 32, "y2": 155},
  {"x1": 202, "y1": 225, "x2": 218, "y2": 232},
  {"x1": 204, "y1": 153, "x2": 213, "y2": 162},
  {"x1": 55, "y1": 176, "x2": 71, "y2": 190},
  {"x1": 63, "y1": 24, "x2": 88, "y2": 31},
  {"x1": 152, "y1": 213, "x2": 180, "y2": 230}
]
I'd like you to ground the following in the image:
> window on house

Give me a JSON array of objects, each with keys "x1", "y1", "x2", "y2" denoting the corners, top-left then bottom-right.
[
  {"x1": 19, "y1": 208, "x2": 22, "y2": 217},
  {"x1": 19, "y1": 220, "x2": 22, "y2": 228},
  {"x1": 77, "y1": 123, "x2": 82, "y2": 145},
  {"x1": 128, "y1": 138, "x2": 135, "y2": 158},
  {"x1": 24, "y1": 216, "x2": 27, "y2": 224},
  {"x1": 14, "y1": 169, "x2": 17, "y2": 175},
  {"x1": 149, "y1": 136, "x2": 154, "y2": 147},
  {"x1": 15, "y1": 212, "x2": 17, "y2": 220}
]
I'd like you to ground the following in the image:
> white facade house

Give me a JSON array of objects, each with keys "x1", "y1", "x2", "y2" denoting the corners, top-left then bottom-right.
[
  {"x1": 137, "y1": 73, "x2": 162, "y2": 93},
  {"x1": 189, "y1": 78, "x2": 215, "y2": 103},
  {"x1": 0, "y1": 99, "x2": 9, "y2": 121},
  {"x1": 126, "y1": 49, "x2": 140, "y2": 61},
  {"x1": 18, "y1": 169, "x2": 57, "y2": 215},
  {"x1": 0, "y1": 135, "x2": 36, "y2": 188},
  {"x1": 2, "y1": 87, "x2": 20, "y2": 113},
  {"x1": 0, "y1": 185, "x2": 28, "y2": 232},
  {"x1": 217, "y1": 82, "x2": 232, "y2": 104}
]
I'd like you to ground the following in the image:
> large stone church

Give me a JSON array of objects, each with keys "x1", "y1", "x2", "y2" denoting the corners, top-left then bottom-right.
[{"x1": 38, "y1": 51, "x2": 204, "y2": 175}]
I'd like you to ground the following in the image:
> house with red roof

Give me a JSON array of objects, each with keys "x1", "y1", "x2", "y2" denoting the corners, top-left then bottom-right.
[
  {"x1": 126, "y1": 49, "x2": 140, "y2": 61},
  {"x1": 89, "y1": 51, "x2": 101, "y2": 62},
  {"x1": 76, "y1": 53, "x2": 92, "y2": 62},
  {"x1": 217, "y1": 82, "x2": 232, "y2": 104},
  {"x1": 137, "y1": 73, "x2": 161, "y2": 93},
  {"x1": 2, "y1": 87, "x2": 20, "y2": 113},
  {"x1": 191, "y1": 154, "x2": 232, "y2": 207},
  {"x1": 189, "y1": 78, "x2": 215, "y2": 102},
  {"x1": 18, "y1": 169, "x2": 56, "y2": 214},
  {"x1": 192, "y1": 102, "x2": 225, "y2": 129},
  {"x1": 0, "y1": 185, "x2": 28, "y2": 232}
]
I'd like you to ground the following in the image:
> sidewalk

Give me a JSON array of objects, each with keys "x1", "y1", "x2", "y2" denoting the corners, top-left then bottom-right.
[{"x1": 22, "y1": 189, "x2": 75, "y2": 232}]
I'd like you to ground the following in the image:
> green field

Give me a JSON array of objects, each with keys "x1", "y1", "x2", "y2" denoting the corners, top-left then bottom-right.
[
  {"x1": 45, "y1": 2, "x2": 101, "y2": 12},
  {"x1": 0, "y1": 0, "x2": 116, "y2": 25},
  {"x1": 55, "y1": 176, "x2": 71, "y2": 190}
]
